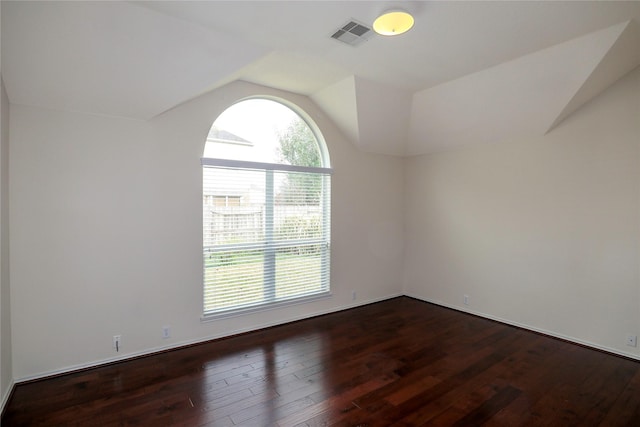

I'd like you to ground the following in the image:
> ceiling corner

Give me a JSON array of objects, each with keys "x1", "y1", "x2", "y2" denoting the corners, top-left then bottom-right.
[
  {"x1": 311, "y1": 76, "x2": 412, "y2": 157},
  {"x1": 546, "y1": 20, "x2": 640, "y2": 133},
  {"x1": 311, "y1": 76, "x2": 360, "y2": 145}
]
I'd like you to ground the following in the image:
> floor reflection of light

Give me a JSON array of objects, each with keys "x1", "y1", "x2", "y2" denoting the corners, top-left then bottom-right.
[
  {"x1": 188, "y1": 348, "x2": 266, "y2": 425},
  {"x1": 183, "y1": 330, "x2": 333, "y2": 425},
  {"x1": 267, "y1": 332, "x2": 331, "y2": 425}
]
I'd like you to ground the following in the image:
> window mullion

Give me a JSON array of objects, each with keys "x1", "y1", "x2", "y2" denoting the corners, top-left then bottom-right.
[
  {"x1": 202, "y1": 98, "x2": 331, "y2": 317},
  {"x1": 321, "y1": 174, "x2": 331, "y2": 287},
  {"x1": 264, "y1": 170, "x2": 276, "y2": 302}
]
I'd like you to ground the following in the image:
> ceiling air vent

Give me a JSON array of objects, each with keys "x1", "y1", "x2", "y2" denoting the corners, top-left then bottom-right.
[{"x1": 331, "y1": 20, "x2": 373, "y2": 46}]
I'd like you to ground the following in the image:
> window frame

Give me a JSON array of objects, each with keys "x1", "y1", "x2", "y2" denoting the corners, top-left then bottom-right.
[{"x1": 201, "y1": 98, "x2": 332, "y2": 320}]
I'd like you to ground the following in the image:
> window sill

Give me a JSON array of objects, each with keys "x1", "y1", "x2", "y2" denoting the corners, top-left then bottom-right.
[{"x1": 200, "y1": 292, "x2": 333, "y2": 322}]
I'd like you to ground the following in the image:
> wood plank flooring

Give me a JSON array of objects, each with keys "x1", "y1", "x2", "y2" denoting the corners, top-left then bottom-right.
[{"x1": 2, "y1": 297, "x2": 639, "y2": 426}]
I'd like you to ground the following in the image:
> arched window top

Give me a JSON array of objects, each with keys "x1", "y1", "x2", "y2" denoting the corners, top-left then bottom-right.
[
  {"x1": 204, "y1": 98, "x2": 329, "y2": 168},
  {"x1": 201, "y1": 97, "x2": 332, "y2": 317}
]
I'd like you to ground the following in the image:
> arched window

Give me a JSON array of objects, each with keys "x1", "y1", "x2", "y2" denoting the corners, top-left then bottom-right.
[{"x1": 202, "y1": 98, "x2": 331, "y2": 316}]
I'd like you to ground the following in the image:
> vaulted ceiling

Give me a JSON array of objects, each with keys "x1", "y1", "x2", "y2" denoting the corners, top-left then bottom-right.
[{"x1": 2, "y1": 1, "x2": 640, "y2": 156}]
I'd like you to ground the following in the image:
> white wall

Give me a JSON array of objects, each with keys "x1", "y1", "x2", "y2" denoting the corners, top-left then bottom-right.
[
  {"x1": 404, "y1": 67, "x2": 640, "y2": 358},
  {"x1": 1, "y1": 76, "x2": 13, "y2": 406},
  {"x1": 9, "y1": 81, "x2": 404, "y2": 380},
  {"x1": 10, "y1": 66, "x2": 637, "y2": 383}
]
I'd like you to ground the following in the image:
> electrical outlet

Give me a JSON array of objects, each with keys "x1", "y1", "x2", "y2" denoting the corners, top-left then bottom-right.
[
  {"x1": 352, "y1": 291, "x2": 357, "y2": 301},
  {"x1": 626, "y1": 335, "x2": 637, "y2": 347},
  {"x1": 162, "y1": 326, "x2": 171, "y2": 339},
  {"x1": 463, "y1": 294, "x2": 469, "y2": 306},
  {"x1": 113, "y1": 335, "x2": 121, "y2": 352}
]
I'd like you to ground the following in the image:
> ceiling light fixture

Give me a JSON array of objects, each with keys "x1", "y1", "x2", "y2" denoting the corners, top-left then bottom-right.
[{"x1": 373, "y1": 9, "x2": 414, "y2": 36}]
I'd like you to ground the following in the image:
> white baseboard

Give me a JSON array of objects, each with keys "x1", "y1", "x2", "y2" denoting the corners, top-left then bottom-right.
[
  {"x1": 21, "y1": 291, "x2": 632, "y2": 385},
  {"x1": 1, "y1": 378, "x2": 15, "y2": 416},
  {"x1": 404, "y1": 292, "x2": 640, "y2": 361},
  {"x1": 15, "y1": 293, "x2": 403, "y2": 384}
]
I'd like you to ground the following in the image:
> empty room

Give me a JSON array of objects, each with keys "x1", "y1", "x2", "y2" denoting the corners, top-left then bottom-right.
[{"x1": 1, "y1": 1, "x2": 639, "y2": 425}]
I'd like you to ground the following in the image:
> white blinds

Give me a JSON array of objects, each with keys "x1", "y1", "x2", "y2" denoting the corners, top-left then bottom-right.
[{"x1": 202, "y1": 158, "x2": 331, "y2": 316}]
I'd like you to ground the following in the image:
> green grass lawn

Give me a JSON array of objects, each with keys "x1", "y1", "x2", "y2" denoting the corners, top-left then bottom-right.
[{"x1": 204, "y1": 252, "x2": 324, "y2": 312}]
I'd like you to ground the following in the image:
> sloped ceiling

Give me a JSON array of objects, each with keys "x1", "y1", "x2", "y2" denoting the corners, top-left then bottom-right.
[
  {"x1": 0, "y1": 1, "x2": 267, "y2": 119},
  {"x1": 406, "y1": 20, "x2": 640, "y2": 155},
  {"x1": 2, "y1": 1, "x2": 639, "y2": 156}
]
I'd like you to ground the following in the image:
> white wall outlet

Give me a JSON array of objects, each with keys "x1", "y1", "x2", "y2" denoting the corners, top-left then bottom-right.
[
  {"x1": 626, "y1": 334, "x2": 637, "y2": 347},
  {"x1": 113, "y1": 335, "x2": 121, "y2": 351},
  {"x1": 463, "y1": 294, "x2": 469, "y2": 306},
  {"x1": 162, "y1": 326, "x2": 171, "y2": 339},
  {"x1": 352, "y1": 291, "x2": 357, "y2": 301}
]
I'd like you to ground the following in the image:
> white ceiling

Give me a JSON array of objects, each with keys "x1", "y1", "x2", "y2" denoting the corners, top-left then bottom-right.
[{"x1": 2, "y1": 1, "x2": 640, "y2": 156}]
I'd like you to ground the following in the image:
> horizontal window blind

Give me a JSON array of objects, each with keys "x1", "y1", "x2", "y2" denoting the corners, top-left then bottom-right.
[{"x1": 202, "y1": 160, "x2": 331, "y2": 316}]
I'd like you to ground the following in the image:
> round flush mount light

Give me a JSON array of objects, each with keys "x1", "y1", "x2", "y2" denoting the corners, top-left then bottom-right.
[{"x1": 373, "y1": 10, "x2": 415, "y2": 36}]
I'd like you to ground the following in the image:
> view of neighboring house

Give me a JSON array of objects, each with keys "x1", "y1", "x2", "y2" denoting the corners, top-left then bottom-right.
[{"x1": 203, "y1": 126, "x2": 265, "y2": 247}]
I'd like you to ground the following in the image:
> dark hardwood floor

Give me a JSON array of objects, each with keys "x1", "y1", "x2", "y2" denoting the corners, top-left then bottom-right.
[{"x1": 2, "y1": 297, "x2": 639, "y2": 426}]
